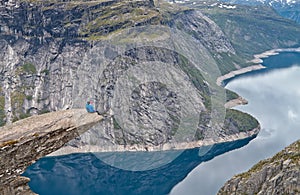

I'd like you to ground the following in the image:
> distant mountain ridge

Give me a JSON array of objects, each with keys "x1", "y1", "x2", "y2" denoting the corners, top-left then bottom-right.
[
  {"x1": 221, "y1": 0, "x2": 300, "y2": 23},
  {"x1": 168, "y1": 0, "x2": 300, "y2": 23},
  {"x1": 222, "y1": 0, "x2": 298, "y2": 6},
  {"x1": 167, "y1": 0, "x2": 299, "y2": 6}
]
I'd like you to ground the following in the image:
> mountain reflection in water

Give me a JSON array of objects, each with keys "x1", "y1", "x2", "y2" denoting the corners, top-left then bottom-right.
[{"x1": 23, "y1": 137, "x2": 255, "y2": 195}]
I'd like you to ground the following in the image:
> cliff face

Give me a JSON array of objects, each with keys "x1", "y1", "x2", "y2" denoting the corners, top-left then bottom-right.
[
  {"x1": 0, "y1": 0, "x2": 261, "y2": 152},
  {"x1": 218, "y1": 139, "x2": 300, "y2": 195},
  {"x1": 0, "y1": 0, "x2": 160, "y2": 125},
  {"x1": 0, "y1": 109, "x2": 103, "y2": 194}
]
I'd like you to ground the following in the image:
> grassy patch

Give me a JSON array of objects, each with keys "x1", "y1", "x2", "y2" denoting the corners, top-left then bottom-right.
[
  {"x1": 12, "y1": 92, "x2": 25, "y2": 109},
  {"x1": 23, "y1": 62, "x2": 37, "y2": 74},
  {"x1": 16, "y1": 62, "x2": 37, "y2": 75},
  {"x1": 80, "y1": 3, "x2": 160, "y2": 38},
  {"x1": 41, "y1": 69, "x2": 50, "y2": 75},
  {"x1": 11, "y1": 92, "x2": 28, "y2": 122},
  {"x1": 177, "y1": 53, "x2": 211, "y2": 109},
  {"x1": 26, "y1": 95, "x2": 33, "y2": 101}
]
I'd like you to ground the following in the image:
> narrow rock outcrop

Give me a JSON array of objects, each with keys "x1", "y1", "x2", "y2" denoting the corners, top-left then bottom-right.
[
  {"x1": 0, "y1": 109, "x2": 103, "y2": 194},
  {"x1": 218, "y1": 139, "x2": 300, "y2": 195}
]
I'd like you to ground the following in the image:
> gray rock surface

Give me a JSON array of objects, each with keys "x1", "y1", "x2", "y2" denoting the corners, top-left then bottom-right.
[
  {"x1": 218, "y1": 139, "x2": 300, "y2": 195},
  {"x1": 0, "y1": 0, "x2": 250, "y2": 150}
]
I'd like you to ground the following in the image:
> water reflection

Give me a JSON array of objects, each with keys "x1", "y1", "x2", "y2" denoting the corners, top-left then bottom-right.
[
  {"x1": 170, "y1": 65, "x2": 300, "y2": 195},
  {"x1": 23, "y1": 137, "x2": 255, "y2": 195}
]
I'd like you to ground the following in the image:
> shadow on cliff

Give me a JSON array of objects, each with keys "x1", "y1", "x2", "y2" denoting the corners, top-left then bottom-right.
[{"x1": 23, "y1": 136, "x2": 256, "y2": 195}]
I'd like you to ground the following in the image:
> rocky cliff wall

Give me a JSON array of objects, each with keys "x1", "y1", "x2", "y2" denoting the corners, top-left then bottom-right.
[
  {"x1": 0, "y1": 0, "x2": 257, "y2": 151},
  {"x1": 0, "y1": 0, "x2": 232, "y2": 121},
  {"x1": 218, "y1": 139, "x2": 300, "y2": 195}
]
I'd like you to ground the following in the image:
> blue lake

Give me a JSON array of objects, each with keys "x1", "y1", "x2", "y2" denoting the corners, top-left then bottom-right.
[{"x1": 23, "y1": 52, "x2": 300, "y2": 195}]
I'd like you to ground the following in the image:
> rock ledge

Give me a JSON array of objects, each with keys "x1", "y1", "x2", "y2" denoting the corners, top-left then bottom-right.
[{"x1": 0, "y1": 109, "x2": 103, "y2": 195}]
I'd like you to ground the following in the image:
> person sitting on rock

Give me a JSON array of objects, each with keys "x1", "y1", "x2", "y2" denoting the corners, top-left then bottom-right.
[{"x1": 86, "y1": 100, "x2": 100, "y2": 115}]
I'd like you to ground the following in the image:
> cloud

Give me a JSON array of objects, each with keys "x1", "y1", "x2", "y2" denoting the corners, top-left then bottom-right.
[{"x1": 288, "y1": 109, "x2": 299, "y2": 121}]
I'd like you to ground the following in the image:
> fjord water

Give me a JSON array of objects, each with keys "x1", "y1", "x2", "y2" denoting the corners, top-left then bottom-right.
[
  {"x1": 23, "y1": 52, "x2": 300, "y2": 195},
  {"x1": 170, "y1": 52, "x2": 300, "y2": 195}
]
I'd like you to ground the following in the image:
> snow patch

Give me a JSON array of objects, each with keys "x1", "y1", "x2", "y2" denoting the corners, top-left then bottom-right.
[{"x1": 218, "y1": 3, "x2": 237, "y2": 9}]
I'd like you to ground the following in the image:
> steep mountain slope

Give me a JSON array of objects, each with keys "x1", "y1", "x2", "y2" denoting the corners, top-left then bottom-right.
[
  {"x1": 1, "y1": 0, "x2": 299, "y2": 150},
  {"x1": 201, "y1": 3, "x2": 300, "y2": 60},
  {"x1": 168, "y1": 0, "x2": 300, "y2": 73}
]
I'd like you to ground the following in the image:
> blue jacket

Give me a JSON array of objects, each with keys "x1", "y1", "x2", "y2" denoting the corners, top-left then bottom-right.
[{"x1": 86, "y1": 104, "x2": 95, "y2": 113}]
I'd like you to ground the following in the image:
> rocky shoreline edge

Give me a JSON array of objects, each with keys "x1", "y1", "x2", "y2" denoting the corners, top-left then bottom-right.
[
  {"x1": 216, "y1": 64, "x2": 266, "y2": 86},
  {"x1": 216, "y1": 47, "x2": 300, "y2": 86},
  {"x1": 49, "y1": 125, "x2": 260, "y2": 156}
]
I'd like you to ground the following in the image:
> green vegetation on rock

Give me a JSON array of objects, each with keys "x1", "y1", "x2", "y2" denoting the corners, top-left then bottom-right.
[
  {"x1": 16, "y1": 62, "x2": 37, "y2": 75},
  {"x1": 226, "y1": 89, "x2": 239, "y2": 102},
  {"x1": 224, "y1": 109, "x2": 259, "y2": 132},
  {"x1": 23, "y1": 63, "x2": 37, "y2": 74},
  {"x1": 177, "y1": 53, "x2": 211, "y2": 108},
  {"x1": 81, "y1": 6, "x2": 159, "y2": 38}
]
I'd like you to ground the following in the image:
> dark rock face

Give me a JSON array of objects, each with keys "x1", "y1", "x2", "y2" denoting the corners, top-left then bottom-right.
[
  {"x1": 94, "y1": 45, "x2": 211, "y2": 148},
  {"x1": 218, "y1": 139, "x2": 300, "y2": 195},
  {"x1": 127, "y1": 81, "x2": 181, "y2": 145}
]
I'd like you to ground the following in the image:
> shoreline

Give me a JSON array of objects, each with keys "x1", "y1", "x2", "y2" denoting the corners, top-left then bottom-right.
[
  {"x1": 216, "y1": 64, "x2": 266, "y2": 86},
  {"x1": 49, "y1": 126, "x2": 260, "y2": 156},
  {"x1": 251, "y1": 47, "x2": 300, "y2": 63},
  {"x1": 224, "y1": 96, "x2": 248, "y2": 109},
  {"x1": 217, "y1": 47, "x2": 300, "y2": 86}
]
